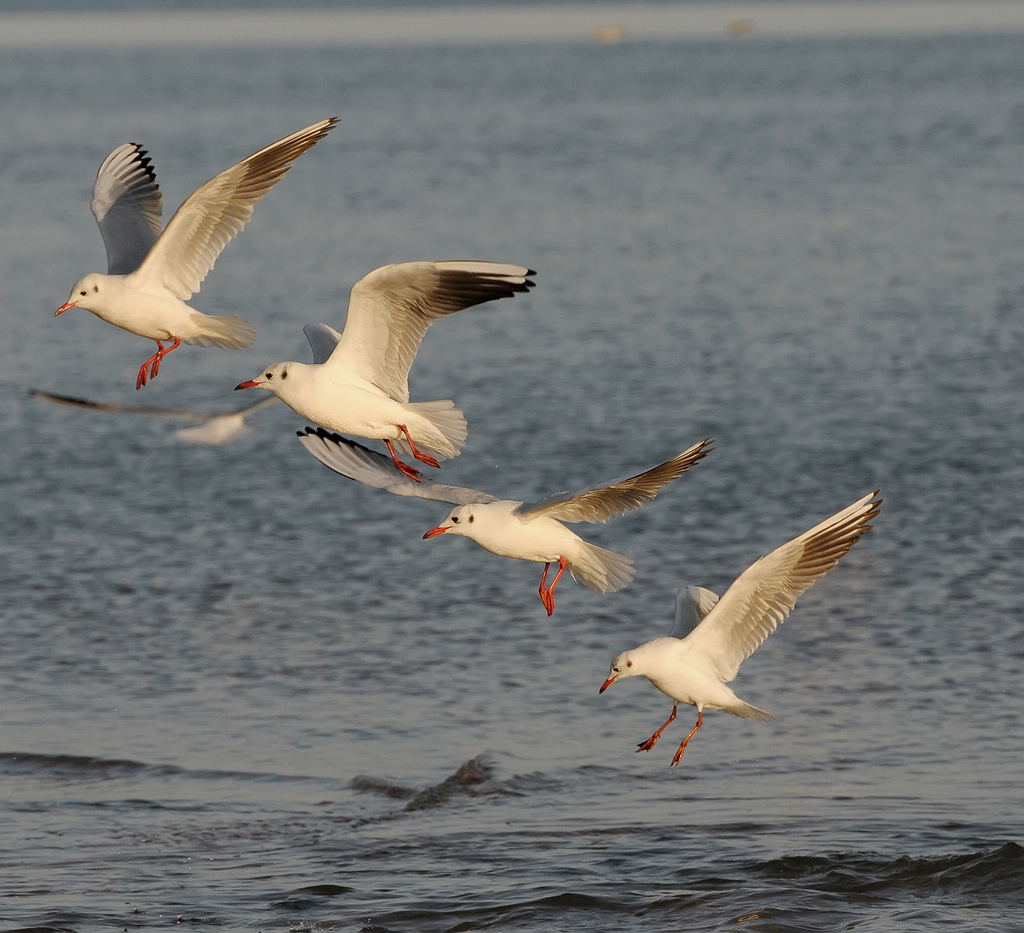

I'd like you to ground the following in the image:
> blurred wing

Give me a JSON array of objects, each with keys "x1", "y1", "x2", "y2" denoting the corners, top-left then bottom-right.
[
  {"x1": 131, "y1": 117, "x2": 337, "y2": 299},
  {"x1": 30, "y1": 389, "x2": 206, "y2": 422},
  {"x1": 296, "y1": 426, "x2": 495, "y2": 505},
  {"x1": 90, "y1": 143, "x2": 163, "y2": 275},
  {"x1": 668, "y1": 585, "x2": 720, "y2": 638},
  {"x1": 518, "y1": 437, "x2": 713, "y2": 523},
  {"x1": 303, "y1": 323, "x2": 342, "y2": 365},
  {"x1": 684, "y1": 491, "x2": 882, "y2": 682},
  {"x1": 325, "y1": 261, "x2": 535, "y2": 402}
]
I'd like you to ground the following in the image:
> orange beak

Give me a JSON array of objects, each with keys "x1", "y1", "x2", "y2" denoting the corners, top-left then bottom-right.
[
  {"x1": 422, "y1": 526, "x2": 447, "y2": 539},
  {"x1": 234, "y1": 380, "x2": 259, "y2": 390},
  {"x1": 55, "y1": 300, "x2": 77, "y2": 315},
  {"x1": 599, "y1": 676, "x2": 617, "y2": 694}
]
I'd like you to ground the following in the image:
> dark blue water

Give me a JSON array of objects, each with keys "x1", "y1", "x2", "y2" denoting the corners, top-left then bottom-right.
[{"x1": 1, "y1": 11, "x2": 1023, "y2": 931}]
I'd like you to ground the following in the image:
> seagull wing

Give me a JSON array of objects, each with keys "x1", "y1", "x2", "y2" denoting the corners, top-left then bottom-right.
[
  {"x1": 323, "y1": 261, "x2": 535, "y2": 402},
  {"x1": 668, "y1": 585, "x2": 721, "y2": 638},
  {"x1": 30, "y1": 388, "x2": 207, "y2": 421},
  {"x1": 516, "y1": 437, "x2": 713, "y2": 523},
  {"x1": 684, "y1": 491, "x2": 882, "y2": 682},
  {"x1": 297, "y1": 426, "x2": 495, "y2": 505},
  {"x1": 130, "y1": 117, "x2": 337, "y2": 300},
  {"x1": 303, "y1": 323, "x2": 343, "y2": 365},
  {"x1": 90, "y1": 143, "x2": 164, "y2": 275}
]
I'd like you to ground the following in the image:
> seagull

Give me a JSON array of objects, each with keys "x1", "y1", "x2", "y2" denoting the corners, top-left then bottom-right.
[
  {"x1": 57, "y1": 117, "x2": 338, "y2": 389},
  {"x1": 236, "y1": 261, "x2": 535, "y2": 480},
  {"x1": 600, "y1": 491, "x2": 881, "y2": 765},
  {"x1": 30, "y1": 388, "x2": 280, "y2": 445},
  {"x1": 297, "y1": 426, "x2": 713, "y2": 615}
]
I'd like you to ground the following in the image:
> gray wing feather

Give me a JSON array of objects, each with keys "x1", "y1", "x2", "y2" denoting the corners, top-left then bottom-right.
[
  {"x1": 668, "y1": 585, "x2": 721, "y2": 638},
  {"x1": 516, "y1": 437, "x2": 713, "y2": 523},
  {"x1": 303, "y1": 323, "x2": 343, "y2": 365},
  {"x1": 91, "y1": 142, "x2": 163, "y2": 275},
  {"x1": 297, "y1": 427, "x2": 494, "y2": 505}
]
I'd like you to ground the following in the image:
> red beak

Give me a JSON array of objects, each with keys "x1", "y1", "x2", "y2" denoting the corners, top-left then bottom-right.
[
  {"x1": 234, "y1": 380, "x2": 259, "y2": 390},
  {"x1": 599, "y1": 676, "x2": 616, "y2": 694},
  {"x1": 422, "y1": 526, "x2": 447, "y2": 539},
  {"x1": 55, "y1": 300, "x2": 76, "y2": 315}
]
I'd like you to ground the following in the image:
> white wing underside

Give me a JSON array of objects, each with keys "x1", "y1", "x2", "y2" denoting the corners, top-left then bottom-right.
[
  {"x1": 297, "y1": 427, "x2": 495, "y2": 505},
  {"x1": 682, "y1": 491, "x2": 882, "y2": 683},
  {"x1": 91, "y1": 142, "x2": 164, "y2": 275},
  {"x1": 127, "y1": 117, "x2": 337, "y2": 300},
  {"x1": 516, "y1": 436, "x2": 713, "y2": 524},
  {"x1": 321, "y1": 261, "x2": 535, "y2": 403}
]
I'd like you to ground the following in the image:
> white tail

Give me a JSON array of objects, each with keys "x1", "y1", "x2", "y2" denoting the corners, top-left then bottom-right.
[
  {"x1": 186, "y1": 314, "x2": 256, "y2": 349},
  {"x1": 395, "y1": 399, "x2": 468, "y2": 461},
  {"x1": 568, "y1": 541, "x2": 635, "y2": 593}
]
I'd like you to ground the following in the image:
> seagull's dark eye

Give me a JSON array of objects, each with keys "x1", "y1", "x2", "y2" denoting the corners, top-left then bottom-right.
[
  {"x1": 451, "y1": 515, "x2": 459, "y2": 524},
  {"x1": 79, "y1": 290, "x2": 87, "y2": 297},
  {"x1": 265, "y1": 372, "x2": 273, "y2": 380}
]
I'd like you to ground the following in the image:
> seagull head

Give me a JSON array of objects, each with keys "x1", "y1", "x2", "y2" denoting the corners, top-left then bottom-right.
[
  {"x1": 600, "y1": 650, "x2": 640, "y2": 694},
  {"x1": 422, "y1": 504, "x2": 475, "y2": 540},
  {"x1": 235, "y1": 362, "x2": 290, "y2": 394},
  {"x1": 57, "y1": 273, "x2": 105, "y2": 315}
]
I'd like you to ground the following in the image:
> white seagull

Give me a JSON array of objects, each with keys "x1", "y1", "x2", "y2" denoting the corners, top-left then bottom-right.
[
  {"x1": 297, "y1": 426, "x2": 713, "y2": 615},
  {"x1": 236, "y1": 261, "x2": 535, "y2": 480},
  {"x1": 30, "y1": 389, "x2": 280, "y2": 446},
  {"x1": 57, "y1": 117, "x2": 338, "y2": 389},
  {"x1": 600, "y1": 491, "x2": 881, "y2": 765}
]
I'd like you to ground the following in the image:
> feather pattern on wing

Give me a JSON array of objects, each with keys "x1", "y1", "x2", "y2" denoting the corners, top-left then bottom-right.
[
  {"x1": 517, "y1": 437, "x2": 713, "y2": 523},
  {"x1": 297, "y1": 426, "x2": 494, "y2": 505},
  {"x1": 684, "y1": 491, "x2": 881, "y2": 682},
  {"x1": 324, "y1": 261, "x2": 535, "y2": 403},
  {"x1": 131, "y1": 117, "x2": 338, "y2": 300},
  {"x1": 91, "y1": 143, "x2": 164, "y2": 275}
]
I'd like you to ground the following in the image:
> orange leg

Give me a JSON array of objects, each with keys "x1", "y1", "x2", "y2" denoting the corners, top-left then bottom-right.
[
  {"x1": 397, "y1": 424, "x2": 441, "y2": 469},
  {"x1": 670, "y1": 709, "x2": 704, "y2": 766},
  {"x1": 636, "y1": 703, "x2": 677, "y2": 753},
  {"x1": 136, "y1": 337, "x2": 181, "y2": 390},
  {"x1": 538, "y1": 557, "x2": 568, "y2": 616},
  {"x1": 384, "y1": 439, "x2": 423, "y2": 482}
]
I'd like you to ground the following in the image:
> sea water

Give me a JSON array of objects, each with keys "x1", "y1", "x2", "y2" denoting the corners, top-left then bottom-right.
[{"x1": 0, "y1": 8, "x2": 1023, "y2": 931}]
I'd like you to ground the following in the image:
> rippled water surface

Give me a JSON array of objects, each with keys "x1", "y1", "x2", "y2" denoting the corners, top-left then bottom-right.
[{"x1": 1, "y1": 9, "x2": 1023, "y2": 931}]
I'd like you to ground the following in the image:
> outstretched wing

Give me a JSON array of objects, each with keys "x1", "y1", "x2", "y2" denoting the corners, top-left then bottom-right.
[
  {"x1": 90, "y1": 142, "x2": 164, "y2": 275},
  {"x1": 517, "y1": 437, "x2": 713, "y2": 523},
  {"x1": 684, "y1": 491, "x2": 882, "y2": 682},
  {"x1": 131, "y1": 117, "x2": 337, "y2": 299},
  {"x1": 324, "y1": 261, "x2": 535, "y2": 402},
  {"x1": 297, "y1": 426, "x2": 495, "y2": 505},
  {"x1": 668, "y1": 585, "x2": 720, "y2": 639}
]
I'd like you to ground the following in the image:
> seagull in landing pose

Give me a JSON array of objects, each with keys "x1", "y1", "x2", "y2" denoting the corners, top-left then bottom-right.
[
  {"x1": 297, "y1": 426, "x2": 713, "y2": 615},
  {"x1": 237, "y1": 261, "x2": 535, "y2": 481},
  {"x1": 600, "y1": 491, "x2": 881, "y2": 765},
  {"x1": 57, "y1": 117, "x2": 338, "y2": 389}
]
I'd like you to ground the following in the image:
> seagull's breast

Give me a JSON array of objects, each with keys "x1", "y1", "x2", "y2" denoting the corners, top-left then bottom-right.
[{"x1": 468, "y1": 504, "x2": 576, "y2": 561}]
